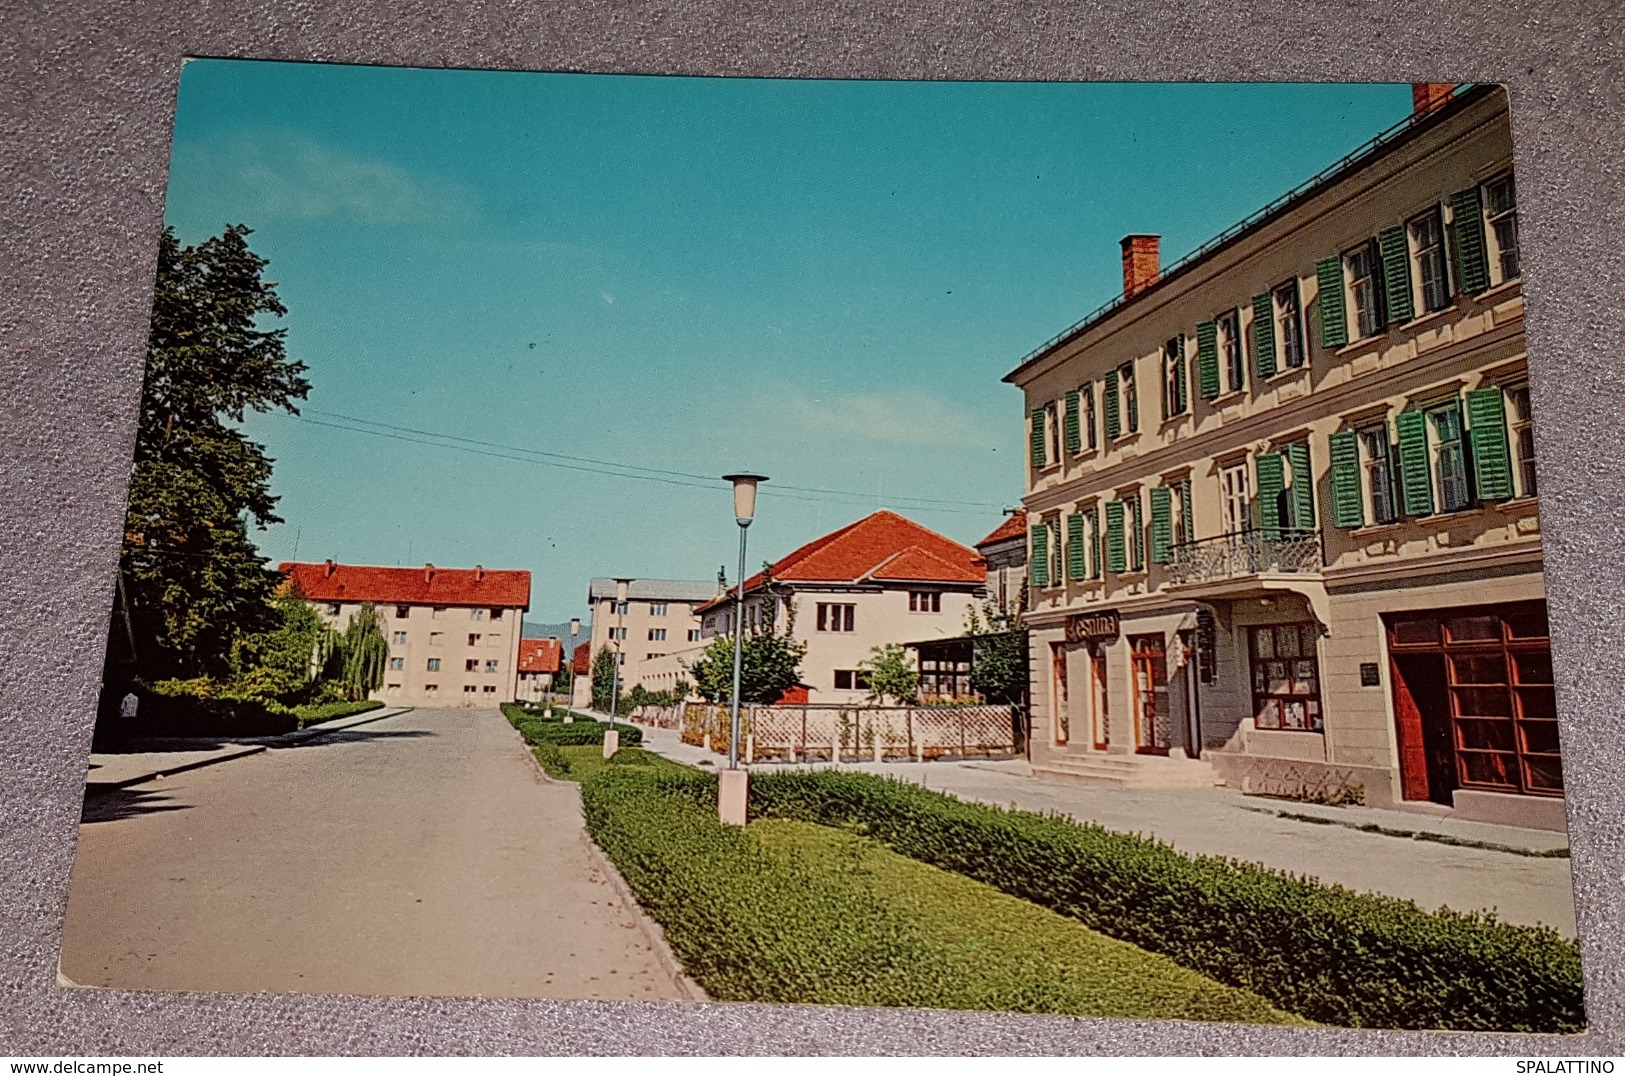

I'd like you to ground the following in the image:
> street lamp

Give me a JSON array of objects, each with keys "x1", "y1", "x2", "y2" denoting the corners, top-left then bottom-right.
[
  {"x1": 719, "y1": 473, "x2": 767, "y2": 826},
  {"x1": 604, "y1": 578, "x2": 631, "y2": 757},
  {"x1": 566, "y1": 616, "x2": 581, "y2": 711}
]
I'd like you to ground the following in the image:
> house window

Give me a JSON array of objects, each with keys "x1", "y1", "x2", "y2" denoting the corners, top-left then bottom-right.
[
  {"x1": 1250, "y1": 624, "x2": 1324, "y2": 731},
  {"x1": 612, "y1": 600, "x2": 629, "y2": 615},
  {"x1": 618, "y1": 653, "x2": 626, "y2": 666},
  {"x1": 1507, "y1": 385, "x2": 1538, "y2": 497},
  {"x1": 389, "y1": 657, "x2": 404, "y2": 671},
  {"x1": 816, "y1": 603, "x2": 856, "y2": 632},
  {"x1": 1410, "y1": 208, "x2": 1450, "y2": 313},
  {"x1": 395, "y1": 605, "x2": 411, "y2": 619},
  {"x1": 386, "y1": 683, "x2": 401, "y2": 694},
  {"x1": 490, "y1": 608, "x2": 503, "y2": 621},
  {"x1": 1169, "y1": 480, "x2": 1189, "y2": 547},
  {"x1": 466, "y1": 659, "x2": 479, "y2": 672},
  {"x1": 1485, "y1": 173, "x2": 1520, "y2": 283},
  {"x1": 431, "y1": 606, "x2": 446, "y2": 619},
  {"x1": 426, "y1": 658, "x2": 441, "y2": 672},
  {"x1": 485, "y1": 659, "x2": 499, "y2": 673},
  {"x1": 1128, "y1": 492, "x2": 1144, "y2": 570},
  {"x1": 1220, "y1": 462, "x2": 1252, "y2": 534},
  {"x1": 1119, "y1": 363, "x2": 1139, "y2": 433},
  {"x1": 1360, "y1": 425, "x2": 1398, "y2": 524},
  {"x1": 391, "y1": 631, "x2": 407, "y2": 645},
  {"x1": 1161, "y1": 336, "x2": 1187, "y2": 418},
  {"x1": 429, "y1": 631, "x2": 443, "y2": 645},
  {"x1": 1044, "y1": 400, "x2": 1062, "y2": 464},
  {"x1": 687, "y1": 629, "x2": 701, "y2": 642},
  {"x1": 464, "y1": 685, "x2": 478, "y2": 694},
  {"x1": 1430, "y1": 403, "x2": 1472, "y2": 511},
  {"x1": 471, "y1": 608, "x2": 487, "y2": 621},
  {"x1": 647, "y1": 652, "x2": 665, "y2": 660},
  {"x1": 1273, "y1": 280, "x2": 1306, "y2": 368},
  {"x1": 909, "y1": 591, "x2": 942, "y2": 613},
  {"x1": 326, "y1": 603, "x2": 341, "y2": 616},
  {"x1": 483, "y1": 685, "x2": 497, "y2": 694},
  {"x1": 468, "y1": 633, "x2": 481, "y2": 646},
  {"x1": 609, "y1": 627, "x2": 627, "y2": 641},
  {"x1": 1080, "y1": 382, "x2": 1098, "y2": 450},
  {"x1": 649, "y1": 628, "x2": 667, "y2": 641},
  {"x1": 650, "y1": 602, "x2": 669, "y2": 616},
  {"x1": 424, "y1": 683, "x2": 438, "y2": 694},
  {"x1": 1047, "y1": 517, "x2": 1064, "y2": 586},
  {"x1": 1344, "y1": 240, "x2": 1385, "y2": 339},
  {"x1": 834, "y1": 670, "x2": 872, "y2": 691},
  {"x1": 1216, "y1": 309, "x2": 1245, "y2": 393}
]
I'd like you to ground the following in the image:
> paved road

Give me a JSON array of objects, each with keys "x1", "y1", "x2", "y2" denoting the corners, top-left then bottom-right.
[{"x1": 59, "y1": 707, "x2": 695, "y2": 1001}]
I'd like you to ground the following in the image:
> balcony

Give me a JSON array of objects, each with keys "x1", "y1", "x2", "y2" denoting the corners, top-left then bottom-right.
[{"x1": 1167, "y1": 529, "x2": 1323, "y2": 587}]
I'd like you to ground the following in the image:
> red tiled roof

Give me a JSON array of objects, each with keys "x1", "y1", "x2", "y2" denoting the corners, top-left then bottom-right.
[
  {"x1": 696, "y1": 511, "x2": 985, "y2": 613},
  {"x1": 976, "y1": 509, "x2": 1027, "y2": 548},
  {"x1": 279, "y1": 561, "x2": 531, "y2": 610},
  {"x1": 518, "y1": 638, "x2": 562, "y2": 674},
  {"x1": 572, "y1": 642, "x2": 592, "y2": 676}
]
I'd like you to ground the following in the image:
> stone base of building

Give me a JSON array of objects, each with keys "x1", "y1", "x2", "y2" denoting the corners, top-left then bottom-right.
[
  {"x1": 1449, "y1": 789, "x2": 1569, "y2": 832},
  {"x1": 1032, "y1": 750, "x2": 1221, "y2": 789}
]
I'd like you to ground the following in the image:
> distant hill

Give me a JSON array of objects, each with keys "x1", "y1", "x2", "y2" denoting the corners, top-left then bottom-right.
[{"x1": 523, "y1": 619, "x2": 590, "y2": 642}]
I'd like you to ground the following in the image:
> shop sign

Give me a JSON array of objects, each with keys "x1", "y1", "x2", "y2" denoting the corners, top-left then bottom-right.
[{"x1": 1065, "y1": 610, "x2": 1120, "y2": 644}]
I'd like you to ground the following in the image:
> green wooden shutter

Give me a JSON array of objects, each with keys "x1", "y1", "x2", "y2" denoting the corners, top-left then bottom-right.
[
  {"x1": 1063, "y1": 390, "x2": 1081, "y2": 455},
  {"x1": 1380, "y1": 225, "x2": 1414, "y2": 324},
  {"x1": 1180, "y1": 477, "x2": 1194, "y2": 544},
  {"x1": 1286, "y1": 441, "x2": 1315, "y2": 532},
  {"x1": 1066, "y1": 512, "x2": 1086, "y2": 580},
  {"x1": 1196, "y1": 320, "x2": 1220, "y2": 399},
  {"x1": 1451, "y1": 186, "x2": 1490, "y2": 295},
  {"x1": 1173, "y1": 334, "x2": 1188, "y2": 414},
  {"x1": 1328, "y1": 429, "x2": 1365, "y2": 529},
  {"x1": 1103, "y1": 373, "x2": 1121, "y2": 439},
  {"x1": 1255, "y1": 453, "x2": 1284, "y2": 541},
  {"x1": 1316, "y1": 257, "x2": 1348, "y2": 350},
  {"x1": 1396, "y1": 409, "x2": 1435, "y2": 517},
  {"x1": 1030, "y1": 525, "x2": 1049, "y2": 588},
  {"x1": 1105, "y1": 500, "x2": 1127, "y2": 573},
  {"x1": 1029, "y1": 408, "x2": 1046, "y2": 470},
  {"x1": 1150, "y1": 486, "x2": 1173, "y2": 564},
  {"x1": 1085, "y1": 505, "x2": 1101, "y2": 579},
  {"x1": 1252, "y1": 292, "x2": 1277, "y2": 379},
  {"x1": 1466, "y1": 387, "x2": 1515, "y2": 500}
]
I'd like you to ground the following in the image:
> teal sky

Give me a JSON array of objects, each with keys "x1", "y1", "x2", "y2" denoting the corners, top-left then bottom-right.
[{"x1": 162, "y1": 61, "x2": 1412, "y2": 623}]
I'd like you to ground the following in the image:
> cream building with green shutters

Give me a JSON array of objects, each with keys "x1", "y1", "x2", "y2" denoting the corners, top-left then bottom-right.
[{"x1": 1007, "y1": 84, "x2": 1561, "y2": 830}]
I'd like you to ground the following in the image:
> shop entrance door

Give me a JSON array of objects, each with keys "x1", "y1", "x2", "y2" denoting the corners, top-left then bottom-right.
[
  {"x1": 1051, "y1": 642, "x2": 1070, "y2": 746},
  {"x1": 1089, "y1": 645, "x2": 1109, "y2": 750},
  {"x1": 1178, "y1": 629, "x2": 1202, "y2": 759},
  {"x1": 1130, "y1": 633, "x2": 1171, "y2": 755}
]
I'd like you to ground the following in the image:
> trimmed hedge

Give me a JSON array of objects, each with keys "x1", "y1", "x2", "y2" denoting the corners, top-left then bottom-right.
[
  {"x1": 748, "y1": 771, "x2": 1585, "y2": 1033},
  {"x1": 504, "y1": 707, "x2": 644, "y2": 749},
  {"x1": 580, "y1": 768, "x2": 1295, "y2": 1022},
  {"x1": 534, "y1": 744, "x2": 682, "y2": 782},
  {"x1": 294, "y1": 699, "x2": 385, "y2": 727},
  {"x1": 129, "y1": 692, "x2": 298, "y2": 737}
]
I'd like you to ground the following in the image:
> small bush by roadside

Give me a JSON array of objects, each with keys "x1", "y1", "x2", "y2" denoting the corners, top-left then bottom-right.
[
  {"x1": 747, "y1": 770, "x2": 1585, "y2": 1033},
  {"x1": 503, "y1": 705, "x2": 644, "y2": 749},
  {"x1": 533, "y1": 743, "x2": 684, "y2": 783},
  {"x1": 293, "y1": 699, "x2": 385, "y2": 728}
]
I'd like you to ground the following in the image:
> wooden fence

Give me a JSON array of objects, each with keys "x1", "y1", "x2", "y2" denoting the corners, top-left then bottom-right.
[{"x1": 655, "y1": 701, "x2": 1023, "y2": 763}]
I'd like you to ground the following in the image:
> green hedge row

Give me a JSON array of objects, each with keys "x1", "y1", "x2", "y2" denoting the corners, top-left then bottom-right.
[
  {"x1": 504, "y1": 706, "x2": 644, "y2": 748},
  {"x1": 579, "y1": 768, "x2": 1293, "y2": 1022},
  {"x1": 294, "y1": 699, "x2": 385, "y2": 727},
  {"x1": 748, "y1": 771, "x2": 1585, "y2": 1033}
]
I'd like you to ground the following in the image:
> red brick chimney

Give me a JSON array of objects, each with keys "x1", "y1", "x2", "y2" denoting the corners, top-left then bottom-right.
[
  {"x1": 324, "y1": 559, "x2": 335, "y2": 577},
  {"x1": 475, "y1": 564, "x2": 485, "y2": 581},
  {"x1": 1121, "y1": 234, "x2": 1161, "y2": 298},
  {"x1": 1411, "y1": 83, "x2": 1454, "y2": 116},
  {"x1": 424, "y1": 562, "x2": 435, "y2": 582}
]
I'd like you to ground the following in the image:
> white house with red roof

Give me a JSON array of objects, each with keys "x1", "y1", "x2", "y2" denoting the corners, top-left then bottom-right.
[
  {"x1": 280, "y1": 560, "x2": 531, "y2": 708},
  {"x1": 694, "y1": 510, "x2": 988, "y2": 703},
  {"x1": 516, "y1": 637, "x2": 563, "y2": 702}
]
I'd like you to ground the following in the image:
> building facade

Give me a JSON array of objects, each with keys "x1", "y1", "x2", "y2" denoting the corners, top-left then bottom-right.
[
  {"x1": 584, "y1": 577, "x2": 717, "y2": 695},
  {"x1": 1006, "y1": 85, "x2": 1559, "y2": 828},
  {"x1": 516, "y1": 637, "x2": 563, "y2": 701},
  {"x1": 695, "y1": 510, "x2": 989, "y2": 703},
  {"x1": 977, "y1": 509, "x2": 1029, "y2": 615},
  {"x1": 281, "y1": 561, "x2": 531, "y2": 708}
]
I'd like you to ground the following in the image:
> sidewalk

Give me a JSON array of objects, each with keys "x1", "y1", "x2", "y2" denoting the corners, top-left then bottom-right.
[
  {"x1": 86, "y1": 707, "x2": 412, "y2": 791},
  {"x1": 629, "y1": 719, "x2": 1578, "y2": 936}
]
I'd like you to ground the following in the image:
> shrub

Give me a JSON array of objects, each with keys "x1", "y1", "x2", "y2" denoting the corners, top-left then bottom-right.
[
  {"x1": 129, "y1": 686, "x2": 298, "y2": 738},
  {"x1": 533, "y1": 742, "x2": 571, "y2": 779},
  {"x1": 747, "y1": 771, "x2": 1585, "y2": 1033},
  {"x1": 293, "y1": 699, "x2": 384, "y2": 728},
  {"x1": 578, "y1": 769, "x2": 1295, "y2": 1022},
  {"x1": 505, "y1": 706, "x2": 644, "y2": 749}
]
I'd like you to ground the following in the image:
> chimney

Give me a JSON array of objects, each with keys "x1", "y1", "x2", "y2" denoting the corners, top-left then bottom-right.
[
  {"x1": 475, "y1": 564, "x2": 485, "y2": 581},
  {"x1": 1120, "y1": 234, "x2": 1160, "y2": 298},
  {"x1": 424, "y1": 562, "x2": 435, "y2": 582},
  {"x1": 324, "y1": 559, "x2": 336, "y2": 578},
  {"x1": 1411, "y1": 83, "x2": 1454, "y2": 116}
]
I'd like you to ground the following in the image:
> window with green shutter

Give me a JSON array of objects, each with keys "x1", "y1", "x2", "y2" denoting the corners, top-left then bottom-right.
[
  {"x1": 1328, "y1": 429, "x2": 1365, "y2": 528},
  {"x1": 1103, "y1": 371, "x2": 1121, "y2": 439},
  {"x1": 1162, "y1": 335, "x2": 1188, "y2": 418},
  {"x1": 1451, "y1": 186, "x2": 1491, "y2": 295},
  {"x1": 1396, "y1": 409, "x2": 1435, "y2": 517},
  {"x1": 1029, "y1": 408, "x2": 1046, "y2": 470},
  {"x1": 1030, "y1": 525, "x2": 1049, "y2": 588},
  {"x1": 1105, "y1": 500, "x2": 1127, "y2": 573},
  {"x1": 1286, "y1": 441, "x2": 1314, "y2": 531},
  {"x1": 1255, "y1": 453, "x2": 1285, "y2": 540},
  {"x1": 1180, "y1": 477, "x2": 1194, "y2": 546},
  {"x1": 1380, "y1": 225, "x2": 1414, "y2": 324},
  {"x1": 1252, "y1": 292, "x2": 1277, "y2": 379},
  {"x1": 1129, "y1": 493, "x2": 1145, "y2": 569},
  {"x1": 1196, "y1": 320, "x2": 1220, "y2": 400},
  {"x1": 1150, "y1": 486, "x2": 1173, "y2": 564},
  {"x1": 1085, "y1": 504, "x2": 1102, "y2": 579},
  {"x1": 1064, "y1": 390, "x2": 1081, "y2": 455},
  {"x1": 1066, "y1": 512, "x2": 1086, "y2": 580},
  {"x1": 1315, "y1": 257, "x2": 1348, "y2": 350},
  {"x1": 1466, "y1": 387, "x2": 1516, "y2": 500}
]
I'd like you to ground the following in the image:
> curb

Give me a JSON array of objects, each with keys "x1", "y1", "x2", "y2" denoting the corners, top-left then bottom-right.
[
  {"x1": 507, "y1": 720, "x2": 709, "y2": 1003},
  {"x1": 91, "y1": 744, "x2": 268, "y2": 791}
]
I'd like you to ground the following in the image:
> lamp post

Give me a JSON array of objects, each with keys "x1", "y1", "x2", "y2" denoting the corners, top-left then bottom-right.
[
  {"x1": 565, "y1": 616, "x2": 581, "y2": 712},
  {"x1": 604, "y1": 579, "x2": 631, "y2": 757},
  {"x1": 719, "y1": 473, "x2": 767, "y2": 826}
]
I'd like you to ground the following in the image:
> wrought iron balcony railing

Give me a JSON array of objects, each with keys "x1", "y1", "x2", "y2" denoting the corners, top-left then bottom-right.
[{"x1": 1166, "y1": 529, "x2": 1323, "y2": 586}]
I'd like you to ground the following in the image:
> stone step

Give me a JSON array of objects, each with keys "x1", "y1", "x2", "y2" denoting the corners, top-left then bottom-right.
[{"x1": 1034, "y1": 753, "x2": 1223, "y2": 789}]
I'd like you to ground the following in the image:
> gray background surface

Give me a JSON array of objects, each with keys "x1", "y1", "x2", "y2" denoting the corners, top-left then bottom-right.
[{"x1": 2, "y1": 0, "x2": 1622, "y2": 1056}]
